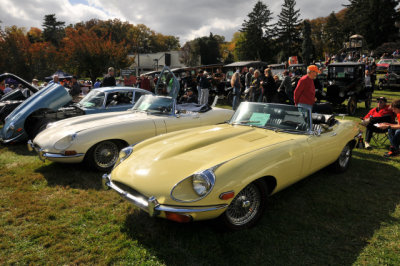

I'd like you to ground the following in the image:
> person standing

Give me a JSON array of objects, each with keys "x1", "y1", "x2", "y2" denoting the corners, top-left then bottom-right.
[
  {"x1": 250, "y1": 70, "x2": 261, "y2": 102},
  {"x1": 49, "y1": 74, "x2": 59, "y2": 85},
  {"x1": 199, "y1": 71, "x2": 211, "y2": 105},
  {"x1": 3, "y1": 84, "x2": 11, "y2": 94},
  {"x1": 101, "y1": 67, "x2": 116, "y2": 87},
  {"x1": 94, "y1": 79, "x2": 101, "y2": 88},
  {"x1": 261, "y1": 68, "x2": 276, "y2": 103},
  {"x1": 294, "y1": 65, "x2": 321, "y2": 113},
  {"x1": 279, "y1": 70, "x2": 293, "y2": 104},
  {"x1": 244, "y1": 67, "x2": 254, "y2": 100},
  {"x1": 231, "y1": 72, "x2": 242, "y2": 110},
  {"x1": 69, "y1": 76, "x2": 81, "y2": 102}
]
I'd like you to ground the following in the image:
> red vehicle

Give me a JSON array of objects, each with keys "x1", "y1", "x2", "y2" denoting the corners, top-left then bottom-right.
[{"x1": 376, "y1": 59, "x2": 397, "y2": 73}]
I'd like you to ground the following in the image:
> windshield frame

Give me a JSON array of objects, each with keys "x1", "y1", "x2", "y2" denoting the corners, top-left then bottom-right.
[
  {"x1": 229, "y1": 102, "x2": 312, "y2": 134},
  {"x1": 131, "y1": 94, "x2": 176, "y2": 116},
  {"x1": 78, "y1": 90, "x2": 106, "y2": 109}
]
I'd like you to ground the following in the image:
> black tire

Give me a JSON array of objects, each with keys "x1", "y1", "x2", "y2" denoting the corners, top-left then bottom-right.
[
  {"x1": 219, "y1": 180, "x2": 268, "y2": 230},
  {"x1": 330, "y1": 144, "x2": 352, "y2": 173},
  {"x1": 86, "y1": 140, "x2": 123, "y2": 172},
  {"x1": 31, "y1": 118, "x2": 53, "y2": 139},
  {"x1": 347, "y1": 97, "x2": 357, "y2": 115}
]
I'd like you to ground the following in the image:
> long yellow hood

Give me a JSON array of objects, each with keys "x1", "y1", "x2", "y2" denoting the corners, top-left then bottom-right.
[{"x1": 111, "y1": 124, "x2": 300, "y2": 201}]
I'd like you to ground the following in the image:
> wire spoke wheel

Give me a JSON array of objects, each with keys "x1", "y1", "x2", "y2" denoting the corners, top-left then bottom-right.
[
  {"x1": 338, "y1": 145, "x2": 351, "y2": 169},
  {"x1": 225, "y1": 183, "x2": 261, "y2": 227},
  {"x1": 93, "y1": 141, "x2": 120, "y2": 169}
]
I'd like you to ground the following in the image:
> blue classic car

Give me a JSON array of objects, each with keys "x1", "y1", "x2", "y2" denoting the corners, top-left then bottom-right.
[{"x1": 0, "y1": 84, "x2": 152, "y2": 143}]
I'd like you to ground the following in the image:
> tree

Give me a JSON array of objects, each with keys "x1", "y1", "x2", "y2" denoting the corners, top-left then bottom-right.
[
  {"x1": 324, "y1": 12, "x2": 344, "y2": 55},
  {"x1": 235, "y1": 0, "x2": 274, "y2": 61},
  {"x1": 61, "y1": 28, "x2": 131, "y2": 83},
  {"x1": 343, "y1": 0, "x2": 399, "y2": 49},
  {"x1": 180, "y1": 33, "x2": 223, "y2": 66},
  {"x1": 42, "y1": 14, "x2": 65, "y2": 47},
  {"x1": 276, "y1": 0, "x2": 302, "y2": 60},
  {"x1": 301, "y1": 20, "x2": 314, "y2": 65}
]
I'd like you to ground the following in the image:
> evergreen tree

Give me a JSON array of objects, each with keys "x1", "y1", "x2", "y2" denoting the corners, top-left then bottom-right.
[
  {"x1": 301, "y1": 20, "x2": 314, "y2": 65},
  {"x1": 324, "y1": 12, "x2": 344, "y2": 54},
  {"x1": 235, "y1": 1, "x2": 273, "y2": 61},
  {"x1": 344, "y1": 0, "x2": 399, "y2": 49},
  {"x1": 42, "y1": 14, "x2": 65, "y2": 47},
  {"x1": 276, "y1": 0, "x2": 302, "y2": 60}
]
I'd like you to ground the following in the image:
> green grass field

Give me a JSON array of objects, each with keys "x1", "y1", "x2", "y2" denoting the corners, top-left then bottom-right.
[{"x1": 1, "y1": 87, "x2": 400, "y2": 265}]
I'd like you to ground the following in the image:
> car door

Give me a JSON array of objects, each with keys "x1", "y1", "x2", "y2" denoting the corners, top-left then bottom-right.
[
  {"x1": 306, "y1": 128, "x2": 343, "y2": 173},
  {"x1": 105, "y1": 91, "x2": 134, "y2": 112},
  {"x1": 163, "y1": 112, "x2": 202, "y2": 133}
]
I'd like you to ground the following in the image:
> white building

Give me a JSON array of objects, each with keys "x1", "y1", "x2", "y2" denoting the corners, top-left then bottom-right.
[{"x1": 128, "y1": 51, "x2": 195, "y2": 74}]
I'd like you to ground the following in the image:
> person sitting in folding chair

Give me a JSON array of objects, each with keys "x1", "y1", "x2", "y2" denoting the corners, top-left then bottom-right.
[
  {"x1": 360, "y1": 97, "x2": 395, "y2": 149},
  {"x1": 377, "y1": 99, "x2": 400, "y2": 158}
]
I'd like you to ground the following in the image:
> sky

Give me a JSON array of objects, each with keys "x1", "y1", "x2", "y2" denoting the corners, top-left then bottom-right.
[{"x1": 0, "y1": 0, "x2": 349, "y2": 44}]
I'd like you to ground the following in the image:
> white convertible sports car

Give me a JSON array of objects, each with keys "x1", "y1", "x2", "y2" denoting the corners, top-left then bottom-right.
[{"x1": 28, "y1": 94, "x2": 234, "y2": 171}]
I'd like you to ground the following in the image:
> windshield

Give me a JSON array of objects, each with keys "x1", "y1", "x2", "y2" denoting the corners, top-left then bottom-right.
[
  {"x1": 229, "y1": 102, "x2": 310, "y2": 132},
  {"x1": 79, "y1": 90, "x2": 105, "y2": 108},
  {"x1": 131, "y1": 95, "x2": 174, "y2": 115}
]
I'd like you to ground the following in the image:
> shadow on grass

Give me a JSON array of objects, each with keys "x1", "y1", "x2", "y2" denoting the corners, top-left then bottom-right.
[
  {"x1": 120, "y1": 155, "x2": 400, "y2": 265},
  {"x1": 34, "y1": 161, "x2": 103, "y2": 190},
  {"x1": 0, "y1": 142, "x2": 33, "y2": 156}
]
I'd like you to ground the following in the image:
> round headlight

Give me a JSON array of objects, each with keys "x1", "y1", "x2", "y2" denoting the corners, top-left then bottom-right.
[
  {"x1": 54, "y1": 133, "x2": 77, "y2": 150},
  {"x1": 114, "y1": 146, "x2": 133, "y2": 169},
  {"x1": 192, "y1": 169, "x2": 215, "y2": 196}
]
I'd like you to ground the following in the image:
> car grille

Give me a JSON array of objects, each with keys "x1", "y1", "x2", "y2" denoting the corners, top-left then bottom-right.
[{"x1": 112, "y1": 180, "x2": 146, "y2": 199}]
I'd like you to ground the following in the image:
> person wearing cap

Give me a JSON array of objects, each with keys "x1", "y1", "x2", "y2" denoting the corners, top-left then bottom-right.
[
  {"x1": 31, "y1": 78, "x2": 39, "y2": 88},
  {"x1": 361, "y1": 97, "x2": 395, "y2": 149},
  {"x1": 294, "y1": 65, "x2": 321, "y2": 113},
  {"x1": 376, "y1": 99, "x2": 400, "y2": 157},
  {"x1": 101, "y1": 67, "x2": 116, "y2": 87},
  {"x1": 179, "y1": 89, "x2": 197, "y2": 104}
]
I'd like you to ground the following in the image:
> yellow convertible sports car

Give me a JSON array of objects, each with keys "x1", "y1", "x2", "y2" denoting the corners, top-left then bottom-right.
[
  {"x1": 28, "y1": 95, "x2": 233, "y2": 171},
  {"x1": 103, "y1": 102, "x2": 360, "y2": 230}
]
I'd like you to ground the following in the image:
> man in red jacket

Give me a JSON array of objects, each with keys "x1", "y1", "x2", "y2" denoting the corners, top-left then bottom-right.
[
  {"x1": 361, "y1": 97, "x2": 395, "y2": 149},
  {"x1": 294, "y1": 65, "x2": 320, "y2": 114}
]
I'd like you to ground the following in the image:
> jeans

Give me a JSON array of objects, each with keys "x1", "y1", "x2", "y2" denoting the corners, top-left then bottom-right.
[
  {"x1": 200, "y1": 88, "x2": 209, "y2": 105},
  {"x1": 388, "y1": 128, "x2": 400, "y2": 150},
  {"x1": 297, "y1": 103, "x2": 313, "y2": 114},
  {"x1": 232, "y1": 87, "x2": 241, "y2": 110}
]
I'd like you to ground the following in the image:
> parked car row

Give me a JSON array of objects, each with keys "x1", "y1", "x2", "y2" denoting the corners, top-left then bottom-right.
[{"x1": 2, "y1": 67, "x2": 360, "y2": 230}]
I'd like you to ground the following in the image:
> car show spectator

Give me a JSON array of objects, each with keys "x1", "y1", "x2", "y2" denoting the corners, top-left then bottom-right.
[
  {"x1": 250, "y1": 69, "x2": 261, "y2": 102},
  {"x1": 361, "y1": 97, "x2": 395, "y2": 149},
  {"x1": 261, "y1": 68, "x2": 276, "y2": 103},
  {"x1": 278, "y1": 70, "x2": 293, "y2": 104},
  {"x1": 231, "y1": 71, "x2": 242, "y2": 110},
  {"x1": 49, "y1": 74, "x2": 59, "y2": 85},
  {"x1": 178, "y1": 89, "x2": 197, "y2": 104},
  {"x1": 377, "y1": 99, "x2": 400, "y2": 157},
  {"x1": 199, "y1": 71, "x2": 211, "y2": 105},
  {"x1": 244, "y1": 67, "x2": 254, "y2": 99},
  {"x1": 31, "y1": 78, "x2": 39, "y2": 88},
  {"x1": 69, "y1": 76, "x2": 81, "y2": 101},
  {"x1": 294, "y1": 65, "x2": 320, "y2": 113},
  {"x1": 94, "y1": 79, "x2": 101, "y2": 88},
  {"x1": 3, "y1": 84, "x2": 11, "y2": 94},
  {"x1": 101, "y1": 67, "x2": 116, "y2": 87}
]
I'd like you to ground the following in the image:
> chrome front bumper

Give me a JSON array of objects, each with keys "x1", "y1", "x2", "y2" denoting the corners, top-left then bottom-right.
[
  {"x1": 0, "y1": 132, "x2": 25, "y2": 144},
  {"x1": 27, "y1": 140, "x2": 85, "y2": 162},
  {"x1": 102, "y1": 174, "x2": 228, "y2": 217}
]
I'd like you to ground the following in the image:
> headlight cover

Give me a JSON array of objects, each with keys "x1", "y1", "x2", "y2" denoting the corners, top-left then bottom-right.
[
  {"x1": 54, "y1": 133, "x2": 77, "y2": 150},
  {"x1": 113, "y1": 146, "x2": 134, "y2": 169},
  {"x1": 171, "y1": 167, "x2": 216, "y2": 203}
]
